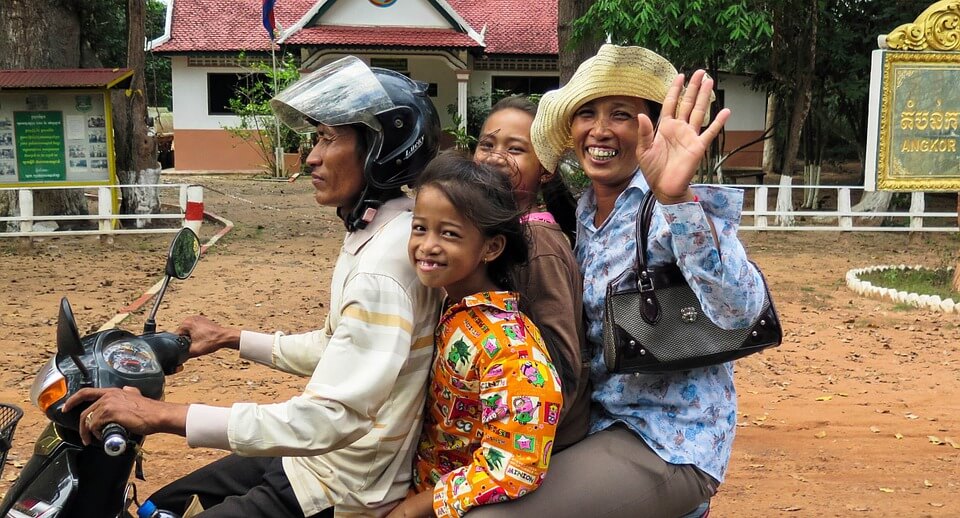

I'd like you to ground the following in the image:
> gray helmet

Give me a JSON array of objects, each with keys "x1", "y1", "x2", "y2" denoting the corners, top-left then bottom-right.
[{"x1": 271, "y1": 56, "x2": 440, "y2": 191}]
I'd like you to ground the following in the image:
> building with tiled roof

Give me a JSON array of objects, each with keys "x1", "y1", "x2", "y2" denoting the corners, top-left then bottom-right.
[
  {"x1": 150, "y1": 0, "x2": 765, "y2": 172},
  {"x1": 148, "y1": 0, "x2": 559, "y2": 171}
]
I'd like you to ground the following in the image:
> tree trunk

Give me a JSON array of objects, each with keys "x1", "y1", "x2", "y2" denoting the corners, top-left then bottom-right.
[
  {"x1": 558, "y1": 0, "x2": 603, "y2": 85},
  {"x1": 114, "y1": 0, "x2": 159, "y2": 228},
  {"x1": 773, "y1": 0, "x2": 817, "y2": 179},
  {"x1": 762, "y1": 93, "x2": 778, "y2": 175},
  {"x1": 0, "y1": 0, "x2": 90, "y2": 230}
]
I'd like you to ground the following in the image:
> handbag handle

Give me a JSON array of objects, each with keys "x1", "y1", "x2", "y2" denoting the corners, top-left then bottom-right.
[{"x1": 634, "y1": 190, "x2": 661, "y2": 323}]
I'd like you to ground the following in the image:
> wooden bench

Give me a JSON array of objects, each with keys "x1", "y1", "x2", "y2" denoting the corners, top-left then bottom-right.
[{"x1": 722, "y1": 170, "x2": 766, "y2": 184}]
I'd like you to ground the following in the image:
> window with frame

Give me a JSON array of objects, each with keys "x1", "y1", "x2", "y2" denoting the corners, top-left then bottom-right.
[
  {"x1": 491, "y1": 76, "x2": 559, "y2": 97},
  {"x1": 207, "y1": 73, "x2": 271, "y2": 115}
]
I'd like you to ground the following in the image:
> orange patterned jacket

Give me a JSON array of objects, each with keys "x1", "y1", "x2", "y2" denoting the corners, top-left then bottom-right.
[{"x1": 414, "y1": 291, "x2": 564, "y2": 518}]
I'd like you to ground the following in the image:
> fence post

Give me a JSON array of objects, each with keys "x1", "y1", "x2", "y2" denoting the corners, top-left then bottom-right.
[
  {"x1": 98, "y1": 187, "x2": 113, "y2": 234},
  {"x1": 909, "y1": 192, "x2": 925, "y2": 231},
  {"x1": 838, "y1": 188, "x2": 853, "y2": 230},
  {"x1": 755, "y1": 186, "x2": 768, "y2": 229},
  {"x1": 18, "y1": 189, "x2": 33, "y2": 234},
  {"x1": 183, "y1": 185, "x2": 203, "y2": 233}
]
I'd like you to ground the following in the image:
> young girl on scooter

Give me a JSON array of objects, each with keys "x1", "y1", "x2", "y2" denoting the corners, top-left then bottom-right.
[
  {"x1": 473, "y1": 96, "x2": 588, "y2": 451},
  {"x1": 390, "y1": 152, "x2": 564, "y2": 518}
]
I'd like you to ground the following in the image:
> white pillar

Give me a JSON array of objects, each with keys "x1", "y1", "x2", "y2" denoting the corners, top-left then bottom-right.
[
  {"x1": 456, "y1": 71, "x2": 470, "y2": 131},
  {"x1": 98, "y1": 187, "x2": 113, "y2": 233},
  {"x1": 18, "y1": 189, "x2": 33, "y2": 234},
  {"x1": 754, "y1": 186, "x2": 769, "y2": 229},
  {"x1": 838, "y1": 188, "x2": 853, "y2": 230},
  {"x1": 909, "y1": 191, "x2": 925, "y2": 230}
]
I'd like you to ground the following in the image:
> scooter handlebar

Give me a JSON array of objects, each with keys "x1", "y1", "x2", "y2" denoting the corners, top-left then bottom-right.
[
  {"x1": 143, "y1": 332, "x2": 192, "y2": 375},
  {"x1": 102, "y1": 423, "x2": 128, "y2": 456}
]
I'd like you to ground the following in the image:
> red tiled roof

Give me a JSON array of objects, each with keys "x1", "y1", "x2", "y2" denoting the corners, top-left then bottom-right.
[
  {"x1": 454, "y1": 0, "x2": 557, "y2": 54},
  {"x1": 284, "y1": 25, "x2": 479, "y2": 48},
  {"x1": 152, "y1": 0, "x2": 556, "y2": 55},
  {"x1": 0, "y1": 68, "x2": 134, "y2": 89},
  {"x1": 153, "y1": 0, "x2": 314, "y2": 52}
]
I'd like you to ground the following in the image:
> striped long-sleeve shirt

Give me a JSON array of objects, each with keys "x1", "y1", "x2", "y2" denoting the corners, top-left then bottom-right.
[{"x1": 186, "y1": 197, "x2": 442, "y2": 516}]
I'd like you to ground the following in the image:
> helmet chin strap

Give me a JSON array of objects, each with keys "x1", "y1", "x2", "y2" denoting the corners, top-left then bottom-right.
[{"x1": 341, "y1": 183, "x2": 393, "y2": 232}]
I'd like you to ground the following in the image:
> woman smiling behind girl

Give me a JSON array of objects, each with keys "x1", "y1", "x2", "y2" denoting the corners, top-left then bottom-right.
[
  {"x1": 389, "y1": 152, "x2": 564, "y2": 518},
  {"x1": 473, "y1": 96, "x2": 588, "y2": 451},
  {"x1": 468, "y1": 45, "x2": 767, "y2": 518}
]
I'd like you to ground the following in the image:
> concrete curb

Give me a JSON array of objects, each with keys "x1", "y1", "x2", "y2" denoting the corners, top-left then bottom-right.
[
  {"x1": 845, "y1": 265, "x2": 958, "y2": 314},
  {"x1": 97, "y1": 210, "x2": 235, "y2": 332}
]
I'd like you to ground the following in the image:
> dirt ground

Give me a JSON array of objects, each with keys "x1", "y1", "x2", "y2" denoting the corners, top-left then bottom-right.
[{"x1": 1, "y1": 175, "x2": 958, "y2": 517}]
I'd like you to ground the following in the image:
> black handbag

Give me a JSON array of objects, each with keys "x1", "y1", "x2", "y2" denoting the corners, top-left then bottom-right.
[{"x1": 601, "y1": 190, "x2": 782, "y2": 373}]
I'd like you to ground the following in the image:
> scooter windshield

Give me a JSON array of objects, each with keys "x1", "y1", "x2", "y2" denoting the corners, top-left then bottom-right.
[{"x1": 270, "y1": 56, "x2": 394, "y2": 134}]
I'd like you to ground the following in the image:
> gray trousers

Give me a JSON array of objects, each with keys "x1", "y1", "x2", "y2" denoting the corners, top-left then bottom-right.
[{"x1": 467, "y1": 425, "x2": 716, "y2": 518}]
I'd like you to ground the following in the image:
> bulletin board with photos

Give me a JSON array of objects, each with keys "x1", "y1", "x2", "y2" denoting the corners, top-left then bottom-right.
[{"x1": 0, "y1": 90, "x2": 116, "y2": 187}]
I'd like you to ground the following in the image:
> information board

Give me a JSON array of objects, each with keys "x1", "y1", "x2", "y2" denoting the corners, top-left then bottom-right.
[
  {"x1": 866, "y1": 51, "x2": 960, "y2": 191},
  {"x1": 14, "y1": 111, "x2": 66, "y2": 181},
  {"x1": 0, "y1": 91, "x2": 112, "y2": 185}
]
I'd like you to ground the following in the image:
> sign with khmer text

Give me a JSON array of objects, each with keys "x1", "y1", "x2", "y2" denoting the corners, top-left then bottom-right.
[{"x1": 866, "y1": 51, "x2": 960, "y2": 191}]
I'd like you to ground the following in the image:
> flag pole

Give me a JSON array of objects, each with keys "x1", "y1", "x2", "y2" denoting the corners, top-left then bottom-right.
[{"x1": 272, "y1": 38, "x2": 283, "y2": 178}]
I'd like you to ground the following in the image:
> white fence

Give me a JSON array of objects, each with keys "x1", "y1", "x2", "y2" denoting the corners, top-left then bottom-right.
[
  {"x1": 0, "y1": 184, "x2": 203, "y2": 238},
  {"x1": 2, "y1": 183, "x2": 955, "y2": 236},
  {"x1": 733, "y1": 184, "x2": 958, "y2": 232}
]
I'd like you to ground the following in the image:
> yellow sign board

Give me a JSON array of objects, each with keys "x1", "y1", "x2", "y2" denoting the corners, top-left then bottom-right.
[{"x1": 872, "y1": 51, "x2": 960, "y2": 191}]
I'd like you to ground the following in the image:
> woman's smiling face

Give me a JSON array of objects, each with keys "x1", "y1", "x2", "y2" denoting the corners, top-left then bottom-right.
[{"x1": 570, "y1": 96, "x2": 651, "y2": 192}]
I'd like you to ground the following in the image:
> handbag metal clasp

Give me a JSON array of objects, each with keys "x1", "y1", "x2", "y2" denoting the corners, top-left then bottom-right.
[{"x1": 638, "y1": 270, "x2": 655, "y2": 292}]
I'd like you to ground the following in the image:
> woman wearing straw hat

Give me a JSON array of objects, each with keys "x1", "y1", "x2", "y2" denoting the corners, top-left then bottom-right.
[{"x1": 467, "y1": 45, "x2": 767, "y2": 518}]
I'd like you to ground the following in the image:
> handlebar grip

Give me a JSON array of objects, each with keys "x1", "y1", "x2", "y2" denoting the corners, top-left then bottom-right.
[{"x1": 102, "y1": 423, "x2": 128, "y2": 456}]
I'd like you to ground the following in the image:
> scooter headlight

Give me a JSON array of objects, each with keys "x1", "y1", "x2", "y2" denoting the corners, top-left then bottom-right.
[{"x1": 29, "y1": 358, "x2": 67, "y2": 412}]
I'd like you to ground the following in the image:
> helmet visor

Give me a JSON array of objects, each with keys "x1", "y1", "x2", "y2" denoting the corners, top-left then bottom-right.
[{"x1": 270, "y1": 56, "x2": 394, "y2": 134}]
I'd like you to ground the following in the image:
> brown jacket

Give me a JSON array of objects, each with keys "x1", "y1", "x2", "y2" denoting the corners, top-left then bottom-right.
[{"x1": 515, "y1": 219, "x2": 590, "y2": 451}]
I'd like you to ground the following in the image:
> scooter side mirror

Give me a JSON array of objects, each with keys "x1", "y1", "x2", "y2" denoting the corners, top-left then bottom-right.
[
  {"x1": 165, "y1": 228, "x2": 201, "y2": 280},
  {"x1": 57, "y1": 297, "x2": 90, "y2": 381},
  {"x1": 145, "y1": 228, "x2": 202, "y2": 334}
]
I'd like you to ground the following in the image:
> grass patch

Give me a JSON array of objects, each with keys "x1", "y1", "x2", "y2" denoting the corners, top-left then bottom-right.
[{"x1": 859, "y1": 268, "x2": 959, "y2": 300}]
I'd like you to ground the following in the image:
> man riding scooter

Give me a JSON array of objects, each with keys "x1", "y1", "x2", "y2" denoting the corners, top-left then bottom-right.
[{"x1": 65, "y1": 56, "x2": 443, "y2": 517}]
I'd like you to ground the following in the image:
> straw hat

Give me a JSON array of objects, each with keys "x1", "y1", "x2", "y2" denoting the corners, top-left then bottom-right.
[{"x1": 531, "y1": 44, "x2": 678, "y2": 173}]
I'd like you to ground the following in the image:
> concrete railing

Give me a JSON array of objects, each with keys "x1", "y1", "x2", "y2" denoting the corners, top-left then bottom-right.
[
  {"x1": 731, "y1": 184, "x2": 958, "y2": 232},
  {"x1": 0, "y1": 184, "x2": 203, "y2": 238}
]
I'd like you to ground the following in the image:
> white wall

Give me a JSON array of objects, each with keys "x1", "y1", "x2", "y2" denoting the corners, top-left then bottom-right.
[
  {"x1": 322, "y1": 0, "x2": 448, "y2": 27},
  {"x1": 308, "y1": 53, "x2": 460, "y2": 129},
  {"x1": 171, "y1": 56, "x2": 245, "y2": 130},
  {"x1": 719, "y1": 74, "x2": 767, "y2": 132},
  {"x1": 171, "y1": 52, "x2": 571, "y2": 134}
]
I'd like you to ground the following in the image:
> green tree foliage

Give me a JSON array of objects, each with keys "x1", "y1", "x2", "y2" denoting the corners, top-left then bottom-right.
[
  {"x1": 571, "y1": 0, "x2": 772, "y2": 71},
  {"x1": 75, "y1": 0, "x2": 171, "y2": 108},
  {"x1": 223, "y1": 54, "x2": 308, "y2": 176},
  {"x1": 808, "y1": 0, "x2": 936, "y2": 169}
]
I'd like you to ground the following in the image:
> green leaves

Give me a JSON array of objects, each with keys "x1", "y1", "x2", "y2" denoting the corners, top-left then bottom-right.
[{"x1": 572, "y1": 0, "x2": 772, "y2": 70}]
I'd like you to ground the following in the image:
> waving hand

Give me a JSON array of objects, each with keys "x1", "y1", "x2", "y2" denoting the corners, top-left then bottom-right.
[{"x1": 636, "y1": 70, "x2": 730, "y2": 204}]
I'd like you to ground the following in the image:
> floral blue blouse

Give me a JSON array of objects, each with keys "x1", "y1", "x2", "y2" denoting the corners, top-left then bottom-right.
[{"x1": 575, "y1": 171, "x2": 765, "y2": 483}]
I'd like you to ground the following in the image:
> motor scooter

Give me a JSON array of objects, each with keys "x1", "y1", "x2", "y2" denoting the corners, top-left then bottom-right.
[{"x1": 0, "y1": 228, "x2": 201, "y2": 518}]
